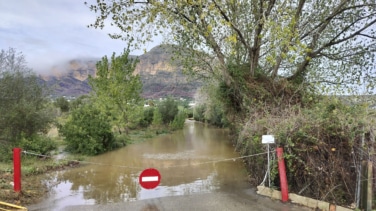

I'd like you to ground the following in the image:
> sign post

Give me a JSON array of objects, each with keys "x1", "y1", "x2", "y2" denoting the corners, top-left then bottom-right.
[
  {"x1": 262, "y1": 135, "x2": 275, "y2": 187},
  {"x1": 139, "y1": 168, "x2": 161, "y2": 189}
]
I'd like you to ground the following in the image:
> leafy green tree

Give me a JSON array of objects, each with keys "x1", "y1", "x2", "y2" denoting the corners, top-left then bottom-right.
[
  {"x1": 89, "y1": 48, "x2": 143, "y2": 134},
  {"x1": 139, "y1": 106, "x2": 155, "y2": 128},
  {"x1": 19, "y1": 134, "x2": 57, "y2": 155},
  {"x1": 0, "y1": 48, "x2": 53, "y2": 142},
  {"x1": 86, "y1": 1, "x2": 376, "y2": 204},
  {"x1": 170, "y1": 110, "x2": 186, "y2": 130},
  {"x1": 87, "y1": 0, "x2": 376, "y2": 92},
  {"x1": 54, "y1": 97, "x2": 70, "y2": 112},
  {"x1": 70, "y1": 95, "x2": 89, "y2": 110},
  {"x1": 157, "y1": 97, "x2": 179, "y2": 124},
  {"x1": 193, "y1": 104, "x2": 206, "y2": 122},
  {"x1": 59, "y1": 103, "x2": 114, "y2": 155},
  {"x1": 152, "y1": 108, "x2": 163, "y2": 127}
]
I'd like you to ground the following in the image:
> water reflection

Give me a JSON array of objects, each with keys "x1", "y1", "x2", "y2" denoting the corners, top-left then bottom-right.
[{"x1": 30, "y1": 121, "x2": 248, "y2": 210}]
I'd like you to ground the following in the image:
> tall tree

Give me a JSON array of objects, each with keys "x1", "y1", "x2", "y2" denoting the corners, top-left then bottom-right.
[
  {"x1": 89, "y1": 49, "x2": 143, "y2": 134},
  {"x1": 0, "y1": 48, "x2": 53, "y2": 142},
  {"x1": 86, "y1": 0, "x2": 376, "y2": 92}
]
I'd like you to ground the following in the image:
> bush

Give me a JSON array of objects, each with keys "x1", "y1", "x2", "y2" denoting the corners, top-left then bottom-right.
[
  {"x1": 170, "y1": 110, "x2": 187, "y2": 130},
  {"x1": 158, "y1": 97, "x2": 179, "y2": 124},
  {"x1": 0, "y1": 142, "x2": 13, "y2": 162},
  {"x1": 237, "y1": 98, "x2": 370, "y2": 205},
  {"x1": 139, "y1": 107, "x2": 155, "y2": 128},
  {"x1": 152, "y1": 108, "x2": 163, "y2": 127},
  {"x1": 54, "y1": 97, "x2": 70, "y2": 112},
  {"x1": 59, "y1": 104, "x2": 115, "y2": 155},
  {"x1": 186, "y1": 108, "x2": 193, "y2": 118},
  {"x1": 193, "y1": 104, "x2": 206, "y2": 122},
  {"x1": 19, "y1": 134, "x2": 57, "y2": 155}
]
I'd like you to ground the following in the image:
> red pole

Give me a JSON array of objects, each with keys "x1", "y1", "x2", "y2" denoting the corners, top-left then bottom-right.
[
  {"x1": 13, "y1": 148, "x2": 21, "y2": 192},
  {"x1": 276, "y1": 147, "x2": 289, "y2": 202}
]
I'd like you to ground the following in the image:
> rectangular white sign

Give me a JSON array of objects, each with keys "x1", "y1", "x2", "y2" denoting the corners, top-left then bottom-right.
[
  {"x1": 262, "y1": 135, "x2": 275, "y2": 144},
  {"x1": 142, "y1": 176, "x2": 159, "y2": 182}
]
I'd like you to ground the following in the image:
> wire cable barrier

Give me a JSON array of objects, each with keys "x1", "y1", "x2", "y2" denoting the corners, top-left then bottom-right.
[{"x1": 22, "y1": 150, "x2": 268, "y2": 170}]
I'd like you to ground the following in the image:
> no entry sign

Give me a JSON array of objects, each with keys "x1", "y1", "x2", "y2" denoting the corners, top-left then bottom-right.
[{"x1": 139, "y1": 168, "x2": 161, "y2": 189}]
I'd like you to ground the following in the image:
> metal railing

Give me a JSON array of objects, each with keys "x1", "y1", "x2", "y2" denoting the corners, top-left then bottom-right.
[{"x1": 0, "y1": 201, "x2": 27, "y2": 211}]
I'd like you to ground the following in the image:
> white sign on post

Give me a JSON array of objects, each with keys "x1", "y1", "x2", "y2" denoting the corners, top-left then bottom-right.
[
  {"x1": 262, "y1": 135, "x2": 275, "y2": 144},
  {"x1": 261, "y1": 134, "x2": 274, "y2": 188}
]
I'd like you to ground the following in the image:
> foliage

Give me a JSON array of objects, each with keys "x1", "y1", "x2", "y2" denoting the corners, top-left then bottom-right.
[
  {"x1": 152, "y1": 107, "x2": 163, "y2": 127},
  {"x1": 170, "y1": 110, "x2": 187, "y2": 130},
  {"x1": 69, "y1": 95, "x2": 89, "y2": 110},
  {"x1": 157, "y1": 97, "x2": 179, "y2": 124},
  {"x1": 0, "y1": 142, "x2": 13, "y2": 162},
  {"x1": 19, "y1": 134, "x2": 57, "y2": 155},
  {"x1": 58, "y1": 103, "x2": 115, "y2": 155},
  {"x1": 54, "y1": 97, "x2": 70, "y2": 112},
  {"x1": 237, "y1": 98, "x2": 373, "y2": 205},
  {"x1": 89, "y1": 48, "x2": 143, "y2": 134},
  {"x1": 87, "y1": 1, "x2": 376, "y2": 207},
  {"x1": 0, "y1": 48, "x2": 53, "y2": 142},
  {"x1": 87, "y1": 0, "x2": 376, "y2": 93},
  {"x1": 185, "y1": 107, "x2": 193, "y2": 119},
  {"x1": 139, "y1": 106, "x2": 155, "y2": 128},
  {"x1": 193, "y1": 104, "x2": 206, "y2": 122},
  {"x1": 193, "y1": 85, "x2": 229, "y2": 127}
]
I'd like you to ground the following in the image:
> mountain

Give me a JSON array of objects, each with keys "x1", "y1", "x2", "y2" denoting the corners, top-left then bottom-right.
[{"x1": 39, "y1": 45, "x2": 201, "y2": 99}]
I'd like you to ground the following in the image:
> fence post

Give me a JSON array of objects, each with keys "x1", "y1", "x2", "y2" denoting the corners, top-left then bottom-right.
[
  {"x1": 13, "y1": 148, "x2": 21, "y2": 193},
  {"x1": 276, "y1": 147, "x2": 289, "y2": 202}
]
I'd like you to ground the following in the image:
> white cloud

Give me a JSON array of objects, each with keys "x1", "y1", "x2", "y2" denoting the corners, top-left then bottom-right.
[{"x1": 0, "y1": 0, "x2": 161, "y2": 74}]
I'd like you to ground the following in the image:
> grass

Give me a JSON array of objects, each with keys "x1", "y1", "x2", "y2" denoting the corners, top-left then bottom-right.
[
  {"x1": 0, "y1": 126, "x2": 169, "y2": 205},
  {"x1": 114, "y1": 127, "x2": 170, "y2": 145},
  {"x1": 0, "y1": 156, "x2": 81, "y2": 205}
]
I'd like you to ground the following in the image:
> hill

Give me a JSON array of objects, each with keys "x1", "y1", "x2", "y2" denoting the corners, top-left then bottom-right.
[{"x1": 39, "y1": 45, "x2": 201, "y2": 99}]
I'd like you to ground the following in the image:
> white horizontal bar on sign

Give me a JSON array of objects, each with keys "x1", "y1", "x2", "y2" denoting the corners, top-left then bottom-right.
[{"x1": 142, "y1": 176, "x2": 159, "y2": 182}]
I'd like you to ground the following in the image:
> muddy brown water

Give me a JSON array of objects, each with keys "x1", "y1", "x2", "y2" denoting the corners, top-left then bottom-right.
[{"x1": 27, "y1": 120, "x2": 303, "y2": 211}]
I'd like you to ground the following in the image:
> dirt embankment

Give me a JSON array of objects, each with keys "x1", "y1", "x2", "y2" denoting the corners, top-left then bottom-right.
[{"x1": 0, "y1": 160, "x2": 79, "y2": 206}]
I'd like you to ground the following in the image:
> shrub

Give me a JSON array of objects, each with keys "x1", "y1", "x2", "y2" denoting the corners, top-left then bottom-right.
[
  {"x1": 19, "y1": 134, "x2": 57, "y2": 155},
  {"x1": 193, "y1": 104, "x2": 206, "y2": 122},
  {"x1": 238, "y1": 99, "x2": 370, "y2": 205},
  {"x1": 139, "y1": 107, "x2": 155, "y2": 128},
  {"x1": 170, "y1": 110, "x2": 187, "y2": 130},
  {"x1": 152, "y1": 108, "x2": 163, "y2": 127},
  {"x1": 54, "y1": 97, "x2": 70, "y2": 112},
  {"x1": 59, "y1": 104, "x2": 115, "y2": 155},
  {"x1": 157, "y1": 97, "x2": 179, "y2": 124},
  {"x1": 0, "y1": 142, "x2": 13, "y2": 162}
]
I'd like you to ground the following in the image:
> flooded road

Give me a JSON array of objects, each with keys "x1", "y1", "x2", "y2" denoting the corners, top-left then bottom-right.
[{"x1": 28, "y1": 121, "x2": 309, "y2": 211}]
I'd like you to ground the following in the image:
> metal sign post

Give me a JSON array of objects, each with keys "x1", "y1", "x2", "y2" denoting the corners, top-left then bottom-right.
[{"x1": 262, "y1": 135, "x2": 275, "y2": 187}]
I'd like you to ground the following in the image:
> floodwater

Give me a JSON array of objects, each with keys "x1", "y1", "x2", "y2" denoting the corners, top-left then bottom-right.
[{"x1": 27, "y1": 121, "x2": 302, "y2": 211}]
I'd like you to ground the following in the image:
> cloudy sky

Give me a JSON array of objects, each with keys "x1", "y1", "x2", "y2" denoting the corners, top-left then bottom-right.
[{"x1": 0, "y1": 0, "x2": 161, "y2": 74}]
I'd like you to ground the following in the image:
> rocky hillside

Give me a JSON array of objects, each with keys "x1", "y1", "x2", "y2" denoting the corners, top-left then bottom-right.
[{"x1": 39, "y1": 45, "x2": 201, "y2": 99}]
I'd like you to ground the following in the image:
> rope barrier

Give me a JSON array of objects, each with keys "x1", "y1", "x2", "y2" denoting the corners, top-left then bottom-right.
[{"x1": 22, "y1": 150, "x2": 268, "y2": 170}]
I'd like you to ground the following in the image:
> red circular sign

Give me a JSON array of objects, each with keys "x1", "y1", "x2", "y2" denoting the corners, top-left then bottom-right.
[{"x1": 139, "y1": 168, "x2": 161, "y2": 189}]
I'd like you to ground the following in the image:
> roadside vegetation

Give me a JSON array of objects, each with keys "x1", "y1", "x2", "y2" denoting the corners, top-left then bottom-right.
[
  {"x1": 1, "y1": 0, "x2": 376, "y2": 208},
  {"x1": 0, "y1": 48, "x2": 190, "y2": 205},
  {"x1": 87, "y1": 0, "x2": 376, "y2": 208}
]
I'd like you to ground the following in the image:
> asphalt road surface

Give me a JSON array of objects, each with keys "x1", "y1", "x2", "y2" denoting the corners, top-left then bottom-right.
[{"x1": 60, "y1": 190, "x2": 312, "y2": 211}]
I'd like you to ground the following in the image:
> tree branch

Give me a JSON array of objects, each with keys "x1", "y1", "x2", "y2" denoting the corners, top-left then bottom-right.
[
  {"x1": 359, "y1": 33, "x2": 376, "y2": 39},
  {"x1": 211, "y1": 0, "x2": 251, "y2": 53},
  {"x1": 313, "y1": 18, "x2": 376, "y2": 55}
]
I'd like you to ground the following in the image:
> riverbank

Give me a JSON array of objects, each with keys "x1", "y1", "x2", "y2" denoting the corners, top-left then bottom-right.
[
  {"x1": 0, "y1": 128, "x2": 169, "y2": 206},
  {"x1": 0, "y1": 158, "x2": 80, "y2": 205}
]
